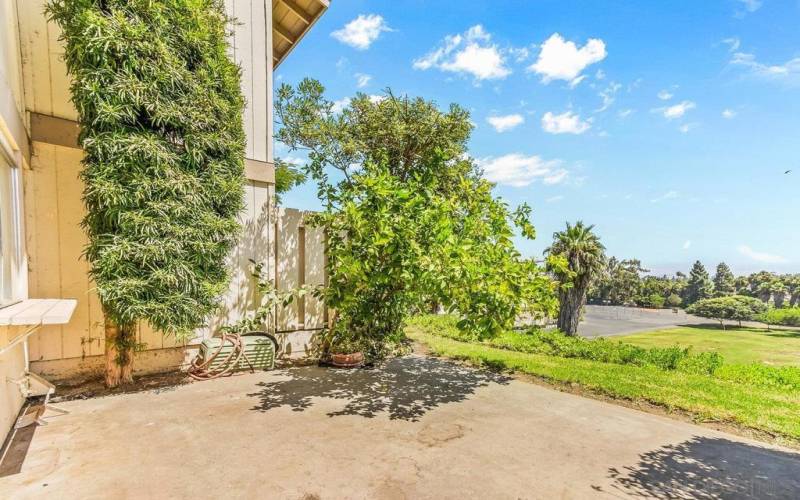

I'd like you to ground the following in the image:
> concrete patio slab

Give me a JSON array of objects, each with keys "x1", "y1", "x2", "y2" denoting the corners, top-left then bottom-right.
[{"x1": 1, "y1": 355, "x2": 799, "y2": 499}]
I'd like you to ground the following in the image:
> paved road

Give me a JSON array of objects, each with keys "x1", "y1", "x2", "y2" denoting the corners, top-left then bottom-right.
[
  {"x1": 578, "y1": 305, "x2": 709, "y2": 338},
  {"x1": 3, "y1": 355, "x2": 798, "y2": 498}
]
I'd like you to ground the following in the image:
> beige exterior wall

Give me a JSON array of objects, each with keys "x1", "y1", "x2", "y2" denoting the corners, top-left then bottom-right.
[
  {"x1": 0, "y1": 0, "x2": 30, "y2": 441},
  {"x1": 15, "y1": 0, "x2": 274, "y2": 162},
  {"x1": 6, "y1": 1, "x2": 326, "y2": 384},
  {"x1": 0, "y1": 331, "x2": 26, "y2": 441}
]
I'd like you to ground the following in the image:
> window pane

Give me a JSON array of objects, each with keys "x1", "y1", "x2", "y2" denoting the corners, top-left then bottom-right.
[{"x1": 0, "y1": 154, "x2": 13, "y2": 306}]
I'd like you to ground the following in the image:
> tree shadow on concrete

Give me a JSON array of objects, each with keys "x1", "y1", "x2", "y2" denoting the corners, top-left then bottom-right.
[
  {"x1": 607, "y1": 436, "x2": 800, "y2": 499},
  {"x1": 247, "y1": 355, "x2": 510, "y2": 421}
]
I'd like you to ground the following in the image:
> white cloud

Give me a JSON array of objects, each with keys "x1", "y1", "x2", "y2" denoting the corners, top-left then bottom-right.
[
  {"x1": 509, "y1": 46, "x2": 530, "y2": 62},
  {"x1": 682, "y1": 240, "x2": 692, "y2": 250},
  {"x1": 331, "y1": 97, "x2": 351, "y2": 114},
  {"x1": 722, "y1": 108, "x2": 737, "y2": 119},
  {"x1": 738, "y1": 0, "x2": 762, "y2": 13},
  {"x1": 731, "y1": 51, "x2": 800, "y2": 85},
  {"x1": 477, "y1": 153, "x2": 568, "y2": 187},
  {"x1": 650, "y1": 190, "x2": 679, "y2": 203},
  {"x1": 543, "y1": 169, "x2": 569, "y2": 185},
  {"x1": 487, "y1": 114, "x2": 524, "y2": 132},
  {"x1": 678, "y1": 122, "x2": 698, "y2": 133},
  {"x1": 595, "y1": 69, "x2": 606, "y2": 80},
  {"x1": 331, "y1": 14, "x2": 391, "y2": 50},
  {"x1": 354, "y1": 73, "x2": 372, "y2": 88},
  {"x1": 654, "y1": 100, "x2": 696, "y2": 120},
  {"x1": 413, "y1": 25, "x2": 510, "y2": 81},
  {"x1": 568, "y1": 75, "x2": 587, "y2": 89},
  {"x1": 528, "y1": 33, "x2": 607, "y2": 86},
  {"x1": 628, "y1": 78, "x2": 644, "y2": 92},
  {"x1": 722, "y1": 37, "x2": 741, "y2": 52},
  {"x1": 618, "y1": 108, "x2": 634, "y2": 118},
  {"x1": 541, "y1": 111, "x2": 592, "y2": 134},
  {"x1": 332, "y1": 95, "x2": 383, "y2": 114},
  {"x1": 596, "y1": 82, "x2": 621, "y2": 112},
  {"x1": 657, "y1": 90, "x2": 674, "y2": 100},
  {"x1": 546, "y1": 195, "x2": 564, "y2": 203},
  {"x1": 283, "y1": 155, "x2": 305, "y2": 166},
  {"x1": 738, "y1": 245, "x2": 788, "y2": 264}
]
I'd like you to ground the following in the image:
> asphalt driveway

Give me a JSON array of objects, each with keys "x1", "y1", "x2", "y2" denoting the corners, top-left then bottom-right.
[
  {"x1": 2, "y1": 354, "x2": 798, "y2": 499},
  {"x1": 578, "y1": 305, "x2": 712, "y2": 338}
]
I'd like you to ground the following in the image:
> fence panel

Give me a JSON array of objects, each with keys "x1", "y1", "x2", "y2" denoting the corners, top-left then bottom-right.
[{"x1": 274, "y1": 208, "x2": 327, "y2": 333}]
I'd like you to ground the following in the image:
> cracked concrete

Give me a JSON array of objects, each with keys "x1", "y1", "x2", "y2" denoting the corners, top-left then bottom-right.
[{"x1": 1, "y1": 355, "x2": 799, "y2": 499}]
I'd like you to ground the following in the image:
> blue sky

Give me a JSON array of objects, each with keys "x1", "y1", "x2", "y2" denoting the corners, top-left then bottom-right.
[{"x1": 275, "y1": 0, "x2": 800, "y2": 276}]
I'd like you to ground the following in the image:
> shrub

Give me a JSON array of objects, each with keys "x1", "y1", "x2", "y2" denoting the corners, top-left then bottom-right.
[
  {"x1": 676, "y1": 351, "x2": 724, "y2": 375},
  {"x1": 639, "y1": 293, "x2": 666, "y2": 309},
  {"x1": 686, "y1": 295, "x2": 768, "y2": 328},
  {"x1": 666, "y1": 293, "x2": 683, "y2": 308},
  {"x1": 48, "y1": 0, "x2": 246, "y2": 386},
  {"x1": 407, "y1": 314, "x2": 797, "y2": 390},
  {"x1": 715, "y1": 364, "x2": 800, "y2": 391},
  {"x1": 408, "y1": 315, "x2": 701, "y2": 371},
  {"x1": 758, "y1": 308, "x2": 800, "y2": 327}
]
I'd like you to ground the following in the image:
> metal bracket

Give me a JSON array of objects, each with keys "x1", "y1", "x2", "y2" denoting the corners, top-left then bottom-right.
[{"x1": 3, "y1": 323, "x2": 69, "y2": 428}]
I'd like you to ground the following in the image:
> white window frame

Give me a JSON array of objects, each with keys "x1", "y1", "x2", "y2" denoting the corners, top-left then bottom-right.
[{"x1": 0, "y1": 129, "x2": 24, "y2": 308}]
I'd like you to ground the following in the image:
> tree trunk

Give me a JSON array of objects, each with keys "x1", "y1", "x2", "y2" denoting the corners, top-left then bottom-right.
[
  {"x1": 105, "y1": 317, "x2": 135, "y2": 388},
  {"x1": 557, "y1": 287, "x2": 585, "y2": 336}
]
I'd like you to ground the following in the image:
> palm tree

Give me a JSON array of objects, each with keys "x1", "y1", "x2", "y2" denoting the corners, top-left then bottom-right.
[{"x1": 546, "y1": 222, "x2": 606, "y2": 335}]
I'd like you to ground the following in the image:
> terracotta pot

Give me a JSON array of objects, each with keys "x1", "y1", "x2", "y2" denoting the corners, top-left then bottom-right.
[{"x1": 330, "y1": 352, "x2": 364, "y2": 368}]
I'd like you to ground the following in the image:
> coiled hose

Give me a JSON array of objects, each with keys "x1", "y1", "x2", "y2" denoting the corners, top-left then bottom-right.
[{"x1": 188, "y1": 331, "x2": 277, "y2": 380}]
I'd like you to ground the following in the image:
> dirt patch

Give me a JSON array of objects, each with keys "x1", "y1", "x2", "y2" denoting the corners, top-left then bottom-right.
[{"x1": 50, "y1": 371, "x2": 194, "y2": 402}]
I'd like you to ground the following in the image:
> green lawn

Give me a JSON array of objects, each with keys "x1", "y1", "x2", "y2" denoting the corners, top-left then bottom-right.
[
  {"x1": 406, "y1": 319, "x2": 800, "y2": 445},
  {"x1": 620, "y1": 326, "x2": 800, "y2": 366}
]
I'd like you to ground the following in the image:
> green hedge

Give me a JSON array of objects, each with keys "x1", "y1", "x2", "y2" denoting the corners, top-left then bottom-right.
[
  {"x1": 407, "y1": 315, "x2": 721, "y2": 374},
  {"x1": 759, "y1": 308, "x2": 800, "y2": 327},
  {"x1": 407, "y1": 314, "x2": 800, "y2": 390},
  {"x1": 48, "y1": 0, "x2": 246, "y2": 335}
]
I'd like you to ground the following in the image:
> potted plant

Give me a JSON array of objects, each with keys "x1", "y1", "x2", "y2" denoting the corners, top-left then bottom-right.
[{"x1": 326, "y1": 326, "x2": 365, "y2": 368}]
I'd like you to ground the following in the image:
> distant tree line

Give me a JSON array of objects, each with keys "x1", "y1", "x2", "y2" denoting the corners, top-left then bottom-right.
[{"x1": 588, "y1": 259, "x2": 800, "y2": 309}]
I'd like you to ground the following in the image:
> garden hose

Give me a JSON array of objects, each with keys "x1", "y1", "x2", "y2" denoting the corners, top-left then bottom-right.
[{"x1": 188, "y1": 332, "x2": 256, "y2": 380}]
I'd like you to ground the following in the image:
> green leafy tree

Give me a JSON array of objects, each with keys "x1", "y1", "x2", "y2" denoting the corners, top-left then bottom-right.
[
  {"x1": 771, "y1": 279, "x2": 788, "y2": 309},
  {"x1": 684, "y1": 261, "x2": 713, "y2": 305},
  {"x1": 687, "y1": 296, "x2": 768, "y2": 329},
  {"x1": 611, "y1": 259, "x2": 647, "y2": 305},
  {"x1": 546, "y1": 222, "x2": 606, "y2": 335},
  {"x1": 749, "y1": 271, "x2": 776, "y2": 303},
  {"x1": 276, "y1": 79, "x2": 557, "y2": 353},
  {"x1": 48, "y1": 0, "x2": 245, "y2": 386},
  {"x1": 786, "y1": 275, "x2": 800, "y2": 307},
  {"x1": 713, "y1": 262, "x2": 736, "y2": 297},
  {"x1": 639, "y1": 292, "x2": 665, "y2": 309},
  {"x1": 273, "y1": 158, "x2": 307, "y2": 203},
  {"x1": 666, "y1": 293, "x2": 683, "y2": 308},
  {"x1": 734, "y1": 275, "x2": 751, "y2": 296}
]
